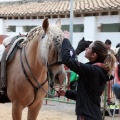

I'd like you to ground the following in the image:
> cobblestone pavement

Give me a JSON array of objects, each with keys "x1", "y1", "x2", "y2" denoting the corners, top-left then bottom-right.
[{"x1": 0, "y1": 100, "x2": 119, "y2": 120}]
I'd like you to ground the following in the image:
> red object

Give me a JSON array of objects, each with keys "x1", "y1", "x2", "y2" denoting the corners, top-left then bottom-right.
[{"x1": 0, "y1": 35, "x2": 8, "y2": 44}]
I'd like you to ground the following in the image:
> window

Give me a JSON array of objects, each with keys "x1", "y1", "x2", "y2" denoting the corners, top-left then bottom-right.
[
  {"x1": 62, "y1": 24, "x2": 84, "y2": 32},
  {"x1": 62, "y1": 25, "x2": 69, "y2": 31},
  {"x1": 73, "y1": 24, "x2": 84, "y2": 32},
  {"x1": 23, "y1": 26, "x2": 37, "y2": 32},
  {"x1": 101, "y1": 23, "x2": 120, "y2": 32},
  {"x1": 7, "y1": 26, "x2": 16, "y2": 32}
]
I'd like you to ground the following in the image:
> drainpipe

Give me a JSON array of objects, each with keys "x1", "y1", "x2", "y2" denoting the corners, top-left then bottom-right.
[{"x1": 70, "y1": 0, "x2": 73, "y2": 44}]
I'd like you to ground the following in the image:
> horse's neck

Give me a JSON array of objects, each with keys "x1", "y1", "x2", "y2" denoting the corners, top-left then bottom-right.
[
  {"x1": 25, "y1": 39, "x2": 44, "y2": 74},
  {"x1": 23, "y1": 41, "x2": 47, "y2": 83}
]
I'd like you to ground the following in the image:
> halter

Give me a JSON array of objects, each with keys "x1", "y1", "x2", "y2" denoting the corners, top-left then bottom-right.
[
  {"x1": 48, "y1": 61, "x2": 62, "y2": 67},
  {"x1": 18, "y1": 33, "x2": 62, "y2": 106},
  {"x1": 42, "y1": 33, "x2": 63, "y2": 90}
]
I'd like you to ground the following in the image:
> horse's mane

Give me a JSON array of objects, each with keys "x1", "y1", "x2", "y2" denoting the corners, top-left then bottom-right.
[
  {"x1": 24, "y1": 25, "x2": 62, "y2": 65},
  {"x1": 25, "y1": 26, "x2": 42, "y2": 42},
  {"x1": 40, "y1": 25, "x2": 62, "y2": 64}
]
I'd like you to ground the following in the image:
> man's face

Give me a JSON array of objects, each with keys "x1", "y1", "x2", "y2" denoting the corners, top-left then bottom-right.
[{"x1": 105, "y1": 43, "x2": 111, "y2": 50}]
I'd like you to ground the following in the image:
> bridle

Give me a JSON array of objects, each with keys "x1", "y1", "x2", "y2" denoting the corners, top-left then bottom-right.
[{"x1": 18, "y1": 34, "x2": 63, "y2": 106}]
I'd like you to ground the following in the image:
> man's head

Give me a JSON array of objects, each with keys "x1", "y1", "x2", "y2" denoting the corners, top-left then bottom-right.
[{"x1": 105, "y1": 39, "x2": 112, "y2": 50}]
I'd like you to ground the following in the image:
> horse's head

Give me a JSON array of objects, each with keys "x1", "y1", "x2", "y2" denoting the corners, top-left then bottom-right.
[
  {"x1": 75, "y1": 37, "x2": 92, "y2": 55},
  {"x1": 39, "y1": 18, "x2": 65, "y2": 83}
]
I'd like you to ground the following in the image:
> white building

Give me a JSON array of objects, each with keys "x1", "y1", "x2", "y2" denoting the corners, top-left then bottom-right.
[{"x1": 0, "y1": 0, "x2": 120, "y2": 62}]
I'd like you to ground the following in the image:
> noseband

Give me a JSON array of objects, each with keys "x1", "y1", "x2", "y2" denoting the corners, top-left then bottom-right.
[{"x1": 48, "y1": 61, "x2": 62, "y2": 67}]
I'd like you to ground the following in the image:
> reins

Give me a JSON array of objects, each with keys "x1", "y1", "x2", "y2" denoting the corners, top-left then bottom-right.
[{"x1": 19, "y1": 45, "x2": 61, "y2": 106}]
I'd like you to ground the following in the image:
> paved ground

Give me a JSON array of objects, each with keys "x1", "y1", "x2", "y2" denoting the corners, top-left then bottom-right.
[{"x1": 0, "y1": 100, "x2": 119, "y2": 120}]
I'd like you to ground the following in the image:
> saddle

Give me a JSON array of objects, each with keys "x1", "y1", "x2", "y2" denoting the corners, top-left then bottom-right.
[{"x1": 0, "y1": 35, "x2": 26, "y2": 103}]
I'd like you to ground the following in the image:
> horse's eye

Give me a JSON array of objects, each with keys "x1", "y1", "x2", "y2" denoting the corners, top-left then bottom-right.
[{"x1": 42, "y1": 34, "x2": 45, "y2": 39}]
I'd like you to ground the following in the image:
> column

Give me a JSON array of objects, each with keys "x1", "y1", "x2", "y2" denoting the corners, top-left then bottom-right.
[
  {"x1": 84, "y1": 16, "x2": 97, "y2": 40},
  {"x1": 0, "y1": 19, "x2": 6, "y2": 34},
  {"x1": 16, "y1": 26, "x2": 24, "y2": 34}
]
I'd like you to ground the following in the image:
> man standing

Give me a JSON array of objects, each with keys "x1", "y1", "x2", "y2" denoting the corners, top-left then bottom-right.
[
  {"x1": 105, "y1": 39, "x2": 114, "y2": 55},
  {"x1": 105, "y1": 39, "x2": 115, "y2": 105}
]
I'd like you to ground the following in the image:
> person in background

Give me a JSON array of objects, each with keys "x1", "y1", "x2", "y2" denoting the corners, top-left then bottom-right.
[
  {"x1": 112, "y1": 46, "x2": 120, "y2": 103},
  {"x1": 57, "y1": 31, "x2": 115, "y2": 120},
  {"x1": 105, "y1": 39, "x2": 114, "y2": 55},
  {"x1": 69, "y1": 70, "x2": 79, "y2": 90},
  {"x1": 105, "y1": 39, "x2": 115, "y2": 104},
  {"x1": 114, "y1": 43, "x2": 120, "y2": 66}
]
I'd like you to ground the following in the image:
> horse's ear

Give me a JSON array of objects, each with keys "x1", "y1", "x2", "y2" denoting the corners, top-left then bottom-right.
[
  {"x1": 82, "y1": 37, "x2": 85, "y2": 41},
  {"x1": 42, "y1": 18, "x2": 49, "y2": 33},
  {"x1": 56, "y1": 19, "x2": 61, "y2": 28}
]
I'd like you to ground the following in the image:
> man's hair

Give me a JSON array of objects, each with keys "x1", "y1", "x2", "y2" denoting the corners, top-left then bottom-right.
[
  {"x1": 116, "y1": 43, "x2": 120, "y2": 48},
  {"x1": 105, "y1": 39, "x2": 111, "y2": 45}
]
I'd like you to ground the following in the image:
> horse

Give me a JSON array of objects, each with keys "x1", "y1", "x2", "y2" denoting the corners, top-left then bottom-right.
[
  {"x1": 0, "y1": 18, "x2": 65, "y2": 120},
  {"x1": 75, "y1": 37, "x2": 92, "y2": 55}
]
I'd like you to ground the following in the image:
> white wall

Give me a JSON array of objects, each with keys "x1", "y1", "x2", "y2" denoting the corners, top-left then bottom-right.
[
  {"x1": 96, "y1": 15, "x2": 120, "y2": 48},
  {"x1": 0, "y1": 15, "x2": 120, "y2": 63},
  {"x1": 84, "y1": 17, "x2": 97, "y2": 40},
  {"x1": 98, "y1": 33, "x2": 120, "y2": 47},
  {"x1": 0, "y1": 0, "x2": 22, "y2": 2},
  {"x1": 0, "y1": 19, "x2": 6, "y2": 34}
]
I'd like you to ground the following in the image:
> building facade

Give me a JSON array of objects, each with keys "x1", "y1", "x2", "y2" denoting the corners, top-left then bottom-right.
[{"x1": 0, "y1": 0, "x2": 120, "y2": 62}]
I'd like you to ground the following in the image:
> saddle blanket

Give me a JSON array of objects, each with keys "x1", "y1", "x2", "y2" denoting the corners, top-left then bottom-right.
[
  {"x1": 0, "y1": 35, "x2": 26, "y2": 61},
  {"x1": 0, "y1": 44, "x2": 5, "y2": 61}
]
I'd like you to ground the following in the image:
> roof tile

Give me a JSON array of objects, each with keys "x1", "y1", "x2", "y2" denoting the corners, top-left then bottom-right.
[{"x1": 0, "y1": 0, "x2": 119, "y2": 17}]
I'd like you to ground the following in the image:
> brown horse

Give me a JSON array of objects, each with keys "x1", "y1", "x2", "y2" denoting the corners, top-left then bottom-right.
[{"x1": 1, "y1": 18, "x2": 65, "y2": 120}]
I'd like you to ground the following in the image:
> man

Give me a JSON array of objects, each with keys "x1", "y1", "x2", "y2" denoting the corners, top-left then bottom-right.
[
  {"x1": 105, "y1": 39, "x2": 115, "y2": 105},
  {"x1": 105, "y1": 39, "x2": 114, "y2": 55}
]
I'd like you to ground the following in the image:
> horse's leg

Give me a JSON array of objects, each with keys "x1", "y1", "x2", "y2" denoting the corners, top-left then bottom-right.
[
  {"x1": 12, "y1": 102, "x2": 24, "y2": 120},
  {"x1": 27, "y1": 100, "x2": 43, "y2": 120}
]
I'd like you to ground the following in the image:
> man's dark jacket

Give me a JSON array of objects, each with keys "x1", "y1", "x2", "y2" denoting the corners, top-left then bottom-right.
[{"x1": 61, "y1": 38, "x2": 113, "y2": 120}]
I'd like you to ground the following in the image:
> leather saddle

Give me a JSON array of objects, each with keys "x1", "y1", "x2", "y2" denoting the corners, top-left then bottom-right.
[{"x1": 0, "y1": 35, "x2": 25, "y2": 103}]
